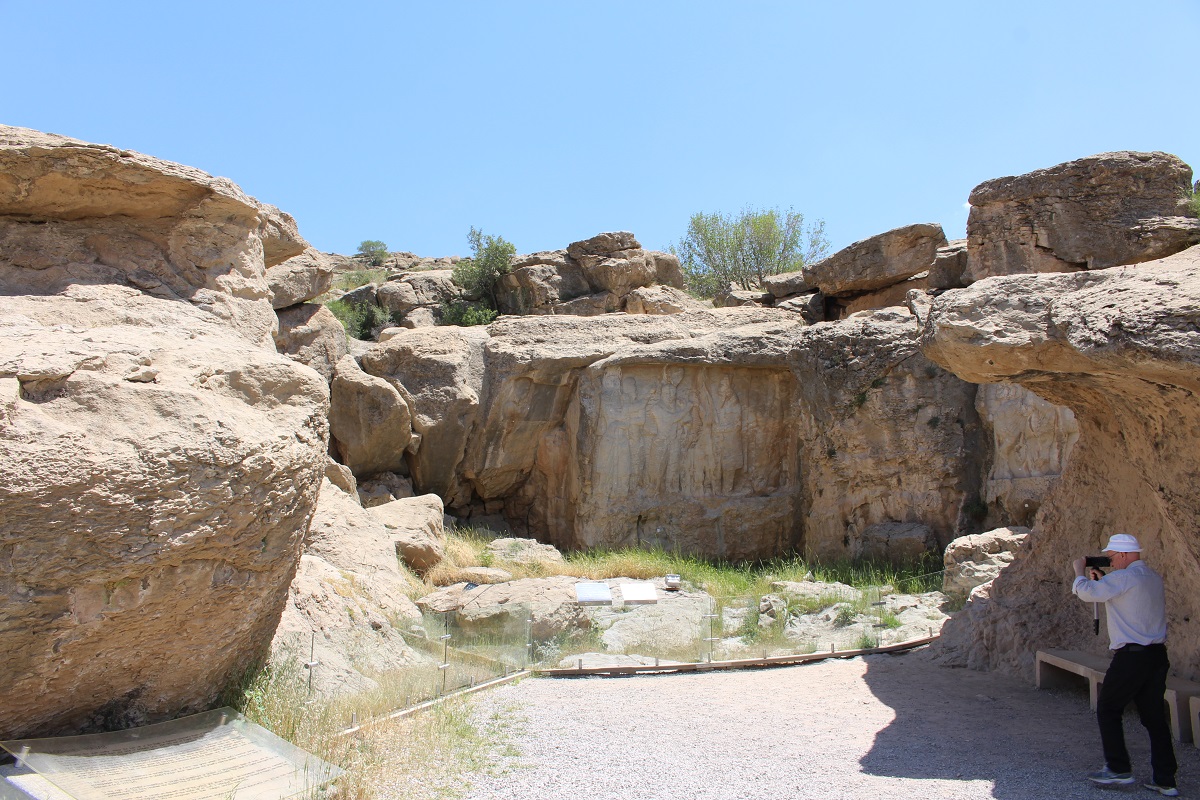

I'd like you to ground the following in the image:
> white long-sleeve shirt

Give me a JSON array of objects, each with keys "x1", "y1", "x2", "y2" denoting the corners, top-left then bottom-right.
[{"x1": 1072, "y1": 559, "x2": 1167, "y2": 650}]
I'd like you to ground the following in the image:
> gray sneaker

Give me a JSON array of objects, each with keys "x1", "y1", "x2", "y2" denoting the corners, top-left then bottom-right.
[
  {"x1": 1088, "y1": 767, "x2": 1135, "y2": 785},
  {"x1": 1143, "y1": 783, "x2": 1180, "y2": 797}
]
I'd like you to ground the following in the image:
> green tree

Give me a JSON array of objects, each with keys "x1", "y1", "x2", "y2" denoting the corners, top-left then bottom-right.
[
  {"x1": 451, "y1": 227, "x2": 515, "y2": 309},
  {"x1": 356, "y1": 240, "x2": 389, "y2": 267},
  {"x1": 672, "y1": 207, "x2": 830, "y2": 297}
]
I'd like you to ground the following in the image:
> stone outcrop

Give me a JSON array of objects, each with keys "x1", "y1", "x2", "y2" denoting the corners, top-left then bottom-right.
[
  {"x1": 356, "y1": 306, "x2": 980, "y2": 562},
  {"x1": 370, "y1": 494, "x2": 447, "y2": 572},
  {"x1": 964, "y1": 151, "x2": 1200, "y2": 283},
  {"x1": 928, "y1": 239, "x2": 969, "y2": 289},
  {"x1": 328, "y1": 355, "x2": 414, "y2": 479},
  {"x1": 416, "y1": 575, "x2": 587, "y2": 639},
  {"x1": 0, "y1": 286, "x2": 329, "y2": 738},
  {"x1": 942, "y1": 527, "x2": 1030, "y2": 600},
  {"x1": 975, "y1": 383, "x2": 1078, "y2": 527},
  {"x1": 922, "y1": 244, "x2": 1200, "y2": 677},
  {"x1": 0, "y1": 127, "x2": 331, "y2": 738},
  {"x1": 267, "y1": 247, "x2": 334, "y2": 309},
  {"x1": 271, "y1": 479, "x2": 428, "y2": 696},
  {"x1": 0, "y1": 125, "x2": 303, "y2": 348},
  {"x1": 495, "y1": 233, "x2": 685, "y2": 316},
  {"x1": 274, "y1": 303, "x2": 348, "y2": 383},
  {"x1": 624, "y1": 285, "x2": 705, "y2": 315},
  {"x1": 803, "y1": 223, "x2": 946, "y2": 296}
]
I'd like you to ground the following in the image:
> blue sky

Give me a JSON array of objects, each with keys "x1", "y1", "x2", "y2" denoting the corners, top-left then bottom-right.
[{"x1": 6, "y1": 1, "x2": 1198, "y2": 259}]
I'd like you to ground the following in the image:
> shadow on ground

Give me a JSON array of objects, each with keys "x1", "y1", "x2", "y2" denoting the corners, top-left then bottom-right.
[{"x1": 860, "y1": 648, "x2": 1196, "y2": 799}]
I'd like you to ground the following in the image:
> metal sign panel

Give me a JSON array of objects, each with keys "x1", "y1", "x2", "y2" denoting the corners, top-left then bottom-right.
[
  {"x1": 574, "y1": 581, "x2": 613, "y2": 606},
  {"x1": 0, "y1": 708, "x2": 341, "y2": 800}
]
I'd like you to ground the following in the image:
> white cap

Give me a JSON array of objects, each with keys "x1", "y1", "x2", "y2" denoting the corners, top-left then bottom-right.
[{"x1": 1103, "y1": 533, "x2": 1142, "y2": 553}]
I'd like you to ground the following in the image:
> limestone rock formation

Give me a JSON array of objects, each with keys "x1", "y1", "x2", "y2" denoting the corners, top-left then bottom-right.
[
  {"x1": 416, "y1": 576, "x2": 587, "y2": 639},
  {"x1": 0, "y1": 126, "x2": 331, "y2": 738},
  {"x1": 975, "y1": 383, "x2": 1078, "y2": 527},
  {"x1": 357, "y1": 471, "x2": 415, "y2": 508},
  {"x1": 762, "y1": 270, "x2": 812, "y2": 298},
  {"x1": 271, "y1": 479, "x2": 427, "y2": 696},
  {"x1": 0, "y1": 125, "x2": 303, "y2": 348},
  {"x1": 267, "y1": 247, "x2": 334, "y2": 309},
  {"x1": 487, "y1": 537, "x2": 565, "y2": 565},
  {"x1": 360, "y1": 326, "x2": 488, "y2": 506},
  {"x1": 942, "y1": 527, "x2": 1030, "y2": 599},
  {"x1": 361, "y1": 306, "x2": 980, "y2": 562},
  {"x1": 922, "y1": 244, "x2": 1200, "y2": 677},
  {"x1": 329, "y1": 355, "x2": 414, "y2": 478},
  {"x1": 0, "y1": 288, "x2": 329, "y2": 737},
  {"x1": 495, "y1": 233, "x2": 684, "y2": 316},
  {"x1": 802, "y1": 223, "x2": 946, "y2": 296},
  {"x1": 274, "y1": 303, "x2": 349, "y2": 383},
  {"x1": 370, "y1": 494, "x2": 447, "y2": 572},
  {"x1": 964, "y1": 151, "x2": 1200, "y2": 283},
  {"x1": 624, "y1": 285, "x2": 705, "y2": 315},
  {"x1": 928, "y1": 239, "x2": 969, "y2": 289}
]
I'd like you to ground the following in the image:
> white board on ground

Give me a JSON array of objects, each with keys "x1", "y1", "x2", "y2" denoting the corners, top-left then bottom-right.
[
  {"x1": 574, "y1": 582, "x2": 613, "y2": 606},
  {"x1": 618, "y1": 582, "x2": 658, "y2": 605},
  {"x1": 0, "y1": 708, "x2": 342, "y2": 800}
]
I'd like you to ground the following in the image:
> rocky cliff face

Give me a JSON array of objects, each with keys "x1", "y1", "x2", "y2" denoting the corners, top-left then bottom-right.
[
  {"x1": 361, "y1": 307, "x2": 981, "y2": 561},
  {"x1": 0, "y1": 126, "x2": 328, "y2": 738},
  {"x1": 924, "y1": 244, "x2": 1200, "y2": 677}
]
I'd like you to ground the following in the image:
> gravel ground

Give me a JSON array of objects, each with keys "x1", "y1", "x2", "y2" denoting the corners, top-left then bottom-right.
[{"x1": 462, "y1": 647, "x2": 1200, "y2": 800}]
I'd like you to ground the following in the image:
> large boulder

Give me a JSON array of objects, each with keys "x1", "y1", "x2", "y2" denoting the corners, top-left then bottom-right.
[
  {"x1": 624, "y1": 285, "x2": 706, "y2": 315},
  {"x1": 964, "y1": 151, "x2": 1200, "y2": 283},
  {"x1": 329, "y1": 355, "x2": 414, "y2": 479},
  {"x1": 267, "y1": 247, "x2": 334, "y2": 309},
  {"x1": 922, "y1": 244, "x2": 1200, "y2": 677},
  {"x1": 0, "y1": 286, "x2": 329, "y2": 738},
  {"x1": 803, "y1": 223, "x2": 946, "y2": 296},
  {"x1": 370, "y1": 494, "x2": 447, "y2": 572},
  {"x1": 274, "y1": 303, "x2": 349, "y2": 383},
  {"x1": 271, "y1": 479, "x2": 427, "y2": 696},
  {"x1": 928, "y1": 239, "x2": 969, "y2": 289},
  {"x1": 360, "y1": 327, "x2": 489, "y2": 507},
  {"x1": 415, "y1": 575, "x2": 587, "y2": 640},
  {"x1": 0, "y1": 125, "x2": 302, "y2": 348},
  {"x1": 942, "y1": 527, "x2": 1030, "y2": 600}
]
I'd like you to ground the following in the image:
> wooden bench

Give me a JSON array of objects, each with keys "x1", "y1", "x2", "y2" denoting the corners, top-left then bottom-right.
[{"x1": 1036, "y1": 649, "x2": 1200, "y2": 743}]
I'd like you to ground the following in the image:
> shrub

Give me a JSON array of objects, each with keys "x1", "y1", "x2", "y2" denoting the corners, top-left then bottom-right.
[
  {"x1": 1186, "y1": 189, "x2": 1200, "y2": 218},
  {"x1": 336, "y1": 268, "x2": 388, "y2": 291},
  {"x1": 326, "y1": 299, "x2": 395, "y2": 340},
  {"x1": 671, "y1": 206, "x2": 830, "y2": 297},
  {"x1": 356, "y1": 240, "x2": 389, "y2": 267},
  {"x1": 439, "y1": 300, "x2": 499, "y2": 327},
  {"x1": 452, "y1": 227, "x2": 515, "y2": 309}
]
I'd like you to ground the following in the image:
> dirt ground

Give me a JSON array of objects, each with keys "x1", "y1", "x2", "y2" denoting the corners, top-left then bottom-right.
[{"x1": 460, "y1": 646, "x2": 1200, "y2": 800}]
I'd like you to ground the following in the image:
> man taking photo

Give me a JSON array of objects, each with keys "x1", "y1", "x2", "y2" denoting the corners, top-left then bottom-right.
[{"x1": 1071, "y1": 533, "x2": 1177, "y2": 796}]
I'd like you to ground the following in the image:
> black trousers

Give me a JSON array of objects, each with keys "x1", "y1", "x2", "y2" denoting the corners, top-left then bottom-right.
[{"x1": 1097, "y1": 644, "x2": 1177, "y2": 785}]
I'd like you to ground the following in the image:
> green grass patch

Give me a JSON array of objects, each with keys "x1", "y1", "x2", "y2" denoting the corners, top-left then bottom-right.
[{"x1": 336, "y1": 268, "x2": 389, "y2": 292}]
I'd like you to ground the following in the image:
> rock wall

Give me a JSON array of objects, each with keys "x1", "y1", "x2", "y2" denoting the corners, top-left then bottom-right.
[
  {"x1": 0, "y1": 127, "x2": 329, "y2": 738},
  {"x1": 922, "y1": 244, "x2": 1200, "y2": 678},
  {"x1": 364, "y1": 308, "x2": 982, "y2": 561}
]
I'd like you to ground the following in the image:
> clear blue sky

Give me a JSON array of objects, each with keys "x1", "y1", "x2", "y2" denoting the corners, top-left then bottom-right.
[{"x1": 6, "y1": 1, "x2": 1198, "y2": 259}]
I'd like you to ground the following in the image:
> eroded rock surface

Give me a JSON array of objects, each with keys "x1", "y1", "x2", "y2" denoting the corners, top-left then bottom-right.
[
  {"x1": 942, "y1": 527, "x2": 1030, "y2": 600},
  {"x1": 803, "y1": 223, "x2": 946, "y2": 296},
  {"x1": 923, "y1": 244, "x2": 1200, "y2": 677},
  {"x1": 0, "y1": 288, "x2": 329, "y2": 737},
  {"x1": 965, "y1": 151, "x2": 1200, "y2": 282}
]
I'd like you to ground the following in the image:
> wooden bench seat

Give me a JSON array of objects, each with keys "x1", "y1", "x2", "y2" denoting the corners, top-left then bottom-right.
[{"x1": 1036, "y1": 649, "x2": 1200, "y2": 743}]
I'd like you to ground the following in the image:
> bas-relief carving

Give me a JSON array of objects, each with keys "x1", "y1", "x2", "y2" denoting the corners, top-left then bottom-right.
[{"x1": 977, "y1": 382, "x2": 1079, "y2": 525}]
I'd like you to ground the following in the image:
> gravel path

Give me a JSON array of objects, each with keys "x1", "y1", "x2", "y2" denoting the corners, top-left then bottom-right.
[{"x1": 463, "y1": 647, "x2": 1200, "y2": 800}]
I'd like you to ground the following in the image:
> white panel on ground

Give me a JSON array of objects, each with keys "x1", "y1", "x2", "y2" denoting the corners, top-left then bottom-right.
[
  {"x1": 0, "y1": 708, "x2": 342, "y2": 800},
  {"x1": 618, "y1": 582, "x2": 658, "y2": 605},
  {"x1": 574, "y1": 582, "x2": 613, "y2": 606}
]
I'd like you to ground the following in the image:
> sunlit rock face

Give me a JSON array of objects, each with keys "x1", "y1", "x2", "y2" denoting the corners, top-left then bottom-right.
[
  {"x1": 924, "y1": 245, "x2": 1200, "y2": 678},
  {"x1": 363, "y1": 307, "x2": 983, "y2": 563},
  {"x1": 975, "y1": 383, "x2": 1078, "y2": 528},
  {"x1": 0, "y1": 127, "x2": 328, "y2": 738}
]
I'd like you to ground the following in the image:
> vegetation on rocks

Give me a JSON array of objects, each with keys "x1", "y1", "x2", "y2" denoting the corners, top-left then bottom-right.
[
  {"x1": 451, "y1": 227, "x2": 516, "y2": 311},
  {"x1": 335, "y1": 268, "x2": 389, "y2": 291},
  {"x1": 356, "y1": 240, "x2": 390, "y2": 267},
  {"x1": 439, "y1": 300, "x2": 500, "y2": 327},
  {"x1": 327, "y1": 298, "x2": 398, "y2": 340},
  {"x1": 672, "y1": 206, "x2": 830, "y2": 297}
]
